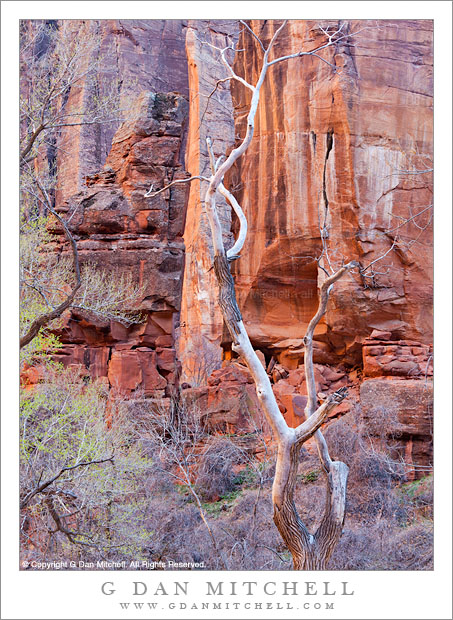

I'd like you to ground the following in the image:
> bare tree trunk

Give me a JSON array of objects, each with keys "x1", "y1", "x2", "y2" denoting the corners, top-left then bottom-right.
[
  {"x1": 273, "y1": 442, "x2": 348, "y2": 569},
  {"x1": 211, "y1": 249, "x2": 352, "y2": 569},
  {"x1": 205, "y1": 172, "x2": 354, "y2": 569},
  {"x1": 147, "y1": 20, "x2": 360, "y2": 570}
]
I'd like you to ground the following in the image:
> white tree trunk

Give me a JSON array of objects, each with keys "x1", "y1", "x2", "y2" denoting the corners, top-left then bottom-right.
[{"x1": 148, "y1": 20, "x2": 360, "y2": 569}]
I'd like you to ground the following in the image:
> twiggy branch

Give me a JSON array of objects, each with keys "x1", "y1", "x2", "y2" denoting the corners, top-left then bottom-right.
[
  {"x1": 20, "y1": 455, "x2": 114, "y2": 509},
  {"x1": 20, "y1": 123, "x2": 45, "y2": 162},
  {"x1": 20, "y1": 178, "x2": 82, "y2": 348},
  {"x1": 385, "y1": 205, "x2": 433, "y2": 234},
  {"x1": 359, "y1": 238, "x2": 397, "y2": 274},
  {"x1": 240, "y1": 20, "x2": 266, "y2": 52},
  {"x1": 144, "y1": 175, "x2": 210, "y2": 198}
]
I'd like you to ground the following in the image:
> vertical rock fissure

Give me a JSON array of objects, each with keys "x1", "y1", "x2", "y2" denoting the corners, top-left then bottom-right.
[{"x1": 322, "y1": 129, "x2": 334, "y2": 230}]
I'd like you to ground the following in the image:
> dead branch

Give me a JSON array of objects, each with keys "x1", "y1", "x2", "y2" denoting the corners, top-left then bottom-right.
[{"x1": 20, "y1": 455, "x2": 114, "y2": 510}]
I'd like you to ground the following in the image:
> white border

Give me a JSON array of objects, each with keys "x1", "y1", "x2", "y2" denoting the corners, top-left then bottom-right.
[{"x1": 2, "y1": 2, "x2": 451, "y2": 619}]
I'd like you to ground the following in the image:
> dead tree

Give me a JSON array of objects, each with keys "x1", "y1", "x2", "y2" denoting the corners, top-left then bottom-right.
[{"x1": 147, "y1": 20, "x2": 362, "y2": 570}]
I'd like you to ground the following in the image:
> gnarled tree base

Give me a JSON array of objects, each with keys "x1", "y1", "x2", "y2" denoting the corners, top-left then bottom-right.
[{"x1": 273, "y1": 445, "x2": 349, "y2": 570}]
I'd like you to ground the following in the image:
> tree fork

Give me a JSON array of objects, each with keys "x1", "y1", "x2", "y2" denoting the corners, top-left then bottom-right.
[{"x1": 146, "y1": 20, "x2": 361, "y2": 569}]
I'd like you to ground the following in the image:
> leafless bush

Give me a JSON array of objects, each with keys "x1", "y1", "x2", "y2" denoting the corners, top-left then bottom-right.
[
  {"x1": 182, "y1": 336, "x2": 222, "y2": 387},
  {"x1": 389, "y1": 522, "x2": 433, "y2": 569},
  {"x1": 131, "y1": 396, "x2": 231, "y2": 568},
  {"x1": 329, "y1": 520, "x2": 433, "y2": 571},
  {"x1": 195, "y1": 437, "x2": 244, "y2": 501},
  {"x1": 21, "y1": 382, "x2": 431, "y2": 571},
  {"x1": 20, "y1": 366, "x2": 155, "y2": 566},
  {"x1": 324, "y1": 412, "x2": 359, "y2": 463}
]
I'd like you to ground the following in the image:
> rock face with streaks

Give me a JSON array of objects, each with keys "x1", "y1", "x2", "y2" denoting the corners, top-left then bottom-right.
[
  {"x1": 177, "y1": 20, "x2": 239, "y2": 381},
  {"x1": 53, "y1": 91, "x2": 189, "y2": 396},
  {"x1": 228, "y1": 20, "x2": 433, "y2": 365},
  {"x1": 54, "y1": 20, "x2": 190, "y2": 208},
  {"x1": 179, "y1": 19, "x2": 433, "y2": 479},
  {"x1": 23, "y1": 19, "x2": 433, "y2": 476}
]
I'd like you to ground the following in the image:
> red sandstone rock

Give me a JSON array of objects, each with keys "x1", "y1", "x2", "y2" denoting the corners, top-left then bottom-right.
[
  {"x1": 207, "y1": 363, "x2": 253, "y2": 387},
  {"x1": 181, "y1": 381, "x2": 263, "y2": 435},
  {"x1": 279, "y1": 394, "x2": 308, "y2": 429},
  {"x1": 318, "y1": 366, "x2": 346, "y2": 383},
  {"x1": 155, "y1": 335, "x2": 173, "y2": 347},
  {"x1": 360, "y1": 378, "x2": 433, "y2": 477},
  {"x1": 177, "y1": 20, "x2": 239, "y2": 380},
  {"x1": 20, "y1": 363, "x2": 44, "y2": 388},
  {"x1": 286, "y1": 368, "x2": 306, "y2": 388},
  {"x1": 329, "y1": 377, "x2": 350, "y2": 391},
  {"x1": 136, "y1": 350, "x2": 167, "y2": 393},
  {"x1": 156, "y1": 348, "x2": 176, "y2": 372},
  {"x1": 255, "y1": 350, "x2": 267, "y2": 369},
  {"x1": 313, "y1": 365, "x2": 329, "y2": 390},
  {"x1": 369, "y1": 330, "x2": 393, "y2": 341},
  {"x1": 27, "y1": 20, "x2": 432, "y2": 447},
  {"x1": 273, "y1": 378, "x2": 297, "y2": 401},
  {"x1": 49, "y1": 88, "x2": 190, "y2": 393},
  {"x1": 272, "y1": 364, "x2": 289, "y2": 383},
  {"x1": 363, "y1": 338, "x2": 430, "y2": 379},
  {"x1": 327, "y1": 401, "x2": 351, "y2": 418},
  {"x1": 54, "y1": 20, "x2": 189, "y2": 208},
  {"x1": 108, "y1": 351, "x2": 143, "y2": 391},
  {"x1": 229, "y1": 20, "x2": 432, "y2": 361},
  {"x1": 107, "y1": 349, "x2": 167, "y2": 393}
]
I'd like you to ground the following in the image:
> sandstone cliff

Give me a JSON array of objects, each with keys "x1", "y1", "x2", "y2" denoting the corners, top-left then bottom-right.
[
  {"x1": 228, "y1": 20, "x2": 433, "y2": 362},
  {"x1": 25, "y1": 19, "x2": 433, "y2": 477}
]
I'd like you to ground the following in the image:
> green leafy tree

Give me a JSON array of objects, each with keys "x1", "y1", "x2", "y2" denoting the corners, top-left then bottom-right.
[{"x1": 20, "y1": 366, "x2": 154, "y2": 563}]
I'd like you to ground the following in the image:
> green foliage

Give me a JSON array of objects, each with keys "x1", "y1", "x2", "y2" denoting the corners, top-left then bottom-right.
[
  {"x1": 399, "y1": 475, "x2": 433, "y2": 499},
  {"x1": 202, "y1": 490, "x2": 241, "y2": 517},
  {"x1": 20, "y1": 214, "x2": 145, "y2": 364},
  {"x1": 232, "y1": 463, "x2": 261, "y2": 487},
  {"x1": 298, "y1": 469, "x2": 320, "y2": 484},
  {"x1": 396, "y1": 474, "x2": 434, "y2": 526},
  {"x1": 20, "y1": 366, "x2": 154, "y2": 561},
  {"x1": 20, "y1": 22, "x2": 142, "y2": 363},
  {"x1": 198, "y1": 464, "x2": 263, "y2": 518},
  {"x1": 19, "y1": 214, "x2": 69, "y2": 363}
]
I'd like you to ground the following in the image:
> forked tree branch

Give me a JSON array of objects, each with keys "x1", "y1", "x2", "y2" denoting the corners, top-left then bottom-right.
[
  {"x1": 20, "y1": 455, "x2": 114, "y2": 509},
  {"x1": 304, "y1": 261, "x2": 359, "y2": 416},
  {"x1": 144, "y1": 20, "x2": 361, "y2": 569}
]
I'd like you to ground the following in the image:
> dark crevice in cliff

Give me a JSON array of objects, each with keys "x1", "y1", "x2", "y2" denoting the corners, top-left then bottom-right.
[
  {"x1": 116, "y1": 21, "x2": 141, "y2": 48},
  {"x1": 83, "y1": 348, "x2": 91, "y2": 370},
  {"x1": 322, "y1": 129, "x2": 334, "y2": 230},
  {"x1": 107, "y1": 345, "x2": 113, "y2": 368},
  {"x1": 310, "y1": 131, "x2": 317, "y2": 152}
]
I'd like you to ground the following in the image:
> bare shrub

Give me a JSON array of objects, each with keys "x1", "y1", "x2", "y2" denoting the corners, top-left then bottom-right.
[
  {"x1": 324, "y1": 411, "x2": 358, "y2": 463},
  {"x1": 131, "y1": 396, "x2": 231, "y2": 569},
  {"x1": 320, "y1": 406, "x2": 433, "y2": 571},
  {"x1": 182, "y1": 336, "x2": 222, "y2": 387},
  {"x1": 20, "y1": 366, "x2": 155, "y2": 566},
  {"x1": 388, "y1": 522, "x2": 433, "y2": 570},
  {"x1": 329, "y1": 520, "x2": 433, "y2": 571},
  {"x1": 195, "y1": 437, "x2": 244, "y2": 501}
]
